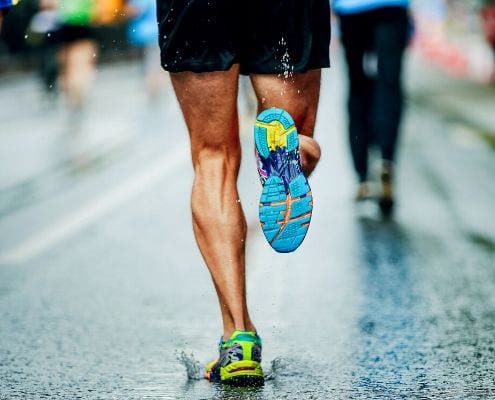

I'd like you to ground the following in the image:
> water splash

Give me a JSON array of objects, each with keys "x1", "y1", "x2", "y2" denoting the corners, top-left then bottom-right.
[
  {"x1": 177, "y1": 353, "x2": 295, "y2": 383},
  {"x1": 264, "y1": 357, "x2": 289, "y2": 381},
  {"x1": 176, "y1": 350, "x2": 203, "y2": 381},
  {"x1": 278, "y1": 38, "x2": 294, "y2": 81},
  {"x1": 276, "y1": 38, "x2": 294, "y2": 98}
]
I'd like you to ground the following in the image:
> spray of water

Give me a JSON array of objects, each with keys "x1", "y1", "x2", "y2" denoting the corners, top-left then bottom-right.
[
  {"x1": 264, "y1": 357, "x2": 289, "y2": 381},
  {"x1": 176, "y1": 351, "x2": 294, "y2": 384},
  {"x1": 176, "y1": 350, "x2": 203, "y2": 381},
  {"x1": 277, "y1": 38, "x2": 295, "y2": 96}
]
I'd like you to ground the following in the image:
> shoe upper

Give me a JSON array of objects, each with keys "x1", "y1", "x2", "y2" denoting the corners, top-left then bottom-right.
[
  {"x1": 206, "y1": 330, "x2": 262, "y2": 381},
  {"x1": 219, "y1": 330, "x2": 262, "y2": 365}
]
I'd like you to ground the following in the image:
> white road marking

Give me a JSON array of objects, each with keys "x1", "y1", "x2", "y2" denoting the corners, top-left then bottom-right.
[{"x1": 0, "y1": 145, "x2": 189, "y2": 266}]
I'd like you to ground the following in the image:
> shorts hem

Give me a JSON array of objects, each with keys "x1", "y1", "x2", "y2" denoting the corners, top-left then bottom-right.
[
  {"x1": 161, "y1": 60, "x2": 330, "y2": 75},
  {"x1": 161, "y1": 60, "x2": 236, "y2": 73}
]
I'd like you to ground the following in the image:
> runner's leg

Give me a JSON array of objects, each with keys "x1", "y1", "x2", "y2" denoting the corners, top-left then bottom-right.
[
  {"x1": 60, "y1": 39, "x2": 97, "y2": 110},
  {"x1": 372, "y1": 7, "x2": 409, "y2": 163},
  {"x1": 250, "y1": 69, "x2": 322, "y2": 176},
  {"x1": 339, "y1": 13, "x2": 373, "y2": 183},
  {"x1": 170, "y1": 64, "x2": 256, "y2": 340}
]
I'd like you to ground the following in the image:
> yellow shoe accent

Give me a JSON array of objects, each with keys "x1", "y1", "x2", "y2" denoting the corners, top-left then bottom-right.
[
  {"x1": 220, "y1": 360, "x2": 264, "y2": 381},
  {"x1": 204, "y1": 359, "x2": 217, "y2": 380},
  {"x1": 256, "y1": 120, "x2": 296, "y2": 151}
]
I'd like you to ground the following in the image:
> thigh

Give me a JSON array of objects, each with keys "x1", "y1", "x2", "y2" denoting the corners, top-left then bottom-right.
[
  {"x1": 240, "y1": 0, "x2": 330, "y2": 75},
  {"x1": 170, "y1": 65, "x2": 240, "y2": 164},
  {"x1": 339, "y1": 13, "x2": 373, "y2": 90},
  {"x1": 249, "y1": 69, "x2": 321, "y2": 137},
  {"x1": 64, "y1": 39, "x2": 96, "y2": 70},
  {"x1": 373, "y1": 7, "x2": 409, "y2": 82}
]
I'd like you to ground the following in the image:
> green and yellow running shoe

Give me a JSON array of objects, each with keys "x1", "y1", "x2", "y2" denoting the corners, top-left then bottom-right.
[{"x1": 204, "y1": 330, "x2": 264, "y2": 386}]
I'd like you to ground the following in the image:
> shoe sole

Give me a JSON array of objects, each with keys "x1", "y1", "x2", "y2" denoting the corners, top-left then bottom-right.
[
  {"x1": 379, "y1": 197, "x2": 394, "y2": 217},
  {"x1": 205, "y1": 360, "x2": 264, "y2": 386},
  {"x1": 379, "y1": 170, "x2": 394, "y2": 217},
  {"x1": 222, "y1": 374, "x2": 265, "y2": 387},
  {"x1": 254, "y1": 108, "x2": 313, "y2": 253},
  {"x1": 220, "y1": 360, "x2": 264, "y2": 386}
]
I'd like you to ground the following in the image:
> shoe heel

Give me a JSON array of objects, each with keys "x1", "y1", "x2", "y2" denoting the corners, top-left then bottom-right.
[{"x1": 221, "y1": 360, "x2": 264, "y2": 386}]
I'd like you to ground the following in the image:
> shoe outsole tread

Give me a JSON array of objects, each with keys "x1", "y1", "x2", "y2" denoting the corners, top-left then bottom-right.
[{"x1": 255, "y1": 108, "x2": 312, "y2": 253}]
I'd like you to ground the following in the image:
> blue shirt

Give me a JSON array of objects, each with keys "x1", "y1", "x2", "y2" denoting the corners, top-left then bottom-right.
[
  {"x1": 332, "y1": 0, "x2": 409, "y2": 15},
  {"x1": 127, "y1": 0, "x2": 158, "y2": 46},
  {"x1": 0, "y1": 0, "x2": 18, "y2": 9}
]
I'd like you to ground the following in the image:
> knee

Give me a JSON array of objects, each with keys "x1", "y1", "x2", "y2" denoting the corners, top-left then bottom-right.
[
  {"x1": 193, "y1": 144, "x2": 241, "y2": 181},
  {"x1": 258, "y1": 103, "x2": 317, "y2": 137},
  {"x1": 257, "y1": 98, "x2": 318, "y2": 138}
]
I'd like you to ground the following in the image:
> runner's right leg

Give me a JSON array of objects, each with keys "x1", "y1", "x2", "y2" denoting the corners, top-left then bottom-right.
[
  {"x1": 250, "y1": 70, "x2": 322, "y2": 178},
  {"x1": 250, "y1": 70, "x2": 322, "y2": 252}
]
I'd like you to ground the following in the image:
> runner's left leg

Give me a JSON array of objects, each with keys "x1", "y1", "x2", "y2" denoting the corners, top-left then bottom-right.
[{"x1": 170, "y1": 64, "x2": 256, "y2": 341}]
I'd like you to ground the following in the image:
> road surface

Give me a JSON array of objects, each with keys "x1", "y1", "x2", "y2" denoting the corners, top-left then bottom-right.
[{"x1": 0, "y1": 49, "x2": 494, "y2": 399}]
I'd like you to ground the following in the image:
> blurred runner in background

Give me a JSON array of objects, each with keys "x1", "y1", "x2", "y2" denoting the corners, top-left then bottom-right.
[
  {"x1": 125, "y1": 0, "x2": 166, "y2": 101},
  {"x1": 53, "y1": 0, "x2": 98, "y2": 112},
  {"x1": 25, "y1": 0, "x2": 60, "y2": 97},
  {"x1": 37, "y1": 0, "x2": 123, "y2": 111},
  {"x1": 333, "y1": 0, "x2": 411, "y2": 216}
]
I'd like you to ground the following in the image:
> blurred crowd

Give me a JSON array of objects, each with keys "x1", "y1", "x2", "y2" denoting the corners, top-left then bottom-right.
[
  {"x1": 411, "y1": 0, "x2": 495, "y2": 82},
  {"x1": 1, "y1": 0, "x2": 494, "y2": 84},
  {"x1": 0, "y1": 0, "x2": 165, "y2": 106}
]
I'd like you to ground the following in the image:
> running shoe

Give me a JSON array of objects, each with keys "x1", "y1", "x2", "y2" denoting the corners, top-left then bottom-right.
[
  {"x1": 254, "y1": 107, "x2": 313, "y2": 253},
  {"x1": 355, "y1": 181, "x2": 376, "y2": 202},
  {"x1": 378, "y1": 160, "x2": 395, "y2": 217},
  {"x1": 204, "y1": 330, "x2": 264, "y2": 386}
]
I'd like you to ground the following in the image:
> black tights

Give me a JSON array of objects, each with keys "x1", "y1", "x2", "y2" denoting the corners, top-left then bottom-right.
[{"x1": 339, "y1": 7, "x2": 409, "y2": 182}]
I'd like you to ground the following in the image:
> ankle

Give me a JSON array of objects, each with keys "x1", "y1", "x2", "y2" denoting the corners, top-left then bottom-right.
[{"x1": 223, "y1": 324, "x2": 257, "y2": 341}]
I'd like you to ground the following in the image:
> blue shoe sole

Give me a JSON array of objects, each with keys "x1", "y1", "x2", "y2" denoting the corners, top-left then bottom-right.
[{"x1": 254, "y1": 108, "x2": 313, "y2": 253}]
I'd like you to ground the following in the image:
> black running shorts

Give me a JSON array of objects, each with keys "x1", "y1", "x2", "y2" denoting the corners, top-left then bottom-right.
[
  {"x1": 157, "y1": 0, "x2": 331, "y2": 74},
  {"x1": 49, "y1": 25, "x2": 96, "y2": 45}
]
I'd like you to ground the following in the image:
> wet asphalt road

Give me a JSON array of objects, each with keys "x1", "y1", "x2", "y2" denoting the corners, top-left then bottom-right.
[{"x1": 0, "y1": 50, "x2": 494, "y2": 399}]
